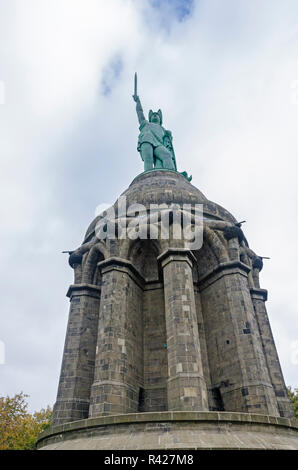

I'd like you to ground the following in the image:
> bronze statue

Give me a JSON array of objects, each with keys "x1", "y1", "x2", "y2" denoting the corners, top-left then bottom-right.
[{"x1": 133, "y1": 73, "x2": 176, "y2": 172}]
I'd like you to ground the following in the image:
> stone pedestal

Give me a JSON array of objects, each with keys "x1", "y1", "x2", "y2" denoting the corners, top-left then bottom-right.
[
  {"x1": 37, "y1": 412, "x2": 298, "y2": 450},
  {"x1": 49, "y1": 170, "x2": 296, "y2": 449}
]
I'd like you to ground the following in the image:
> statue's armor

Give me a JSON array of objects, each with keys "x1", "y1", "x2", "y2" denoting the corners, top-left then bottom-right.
[{"x1": 137, "y1": 120, "x2": 167, "y2": 154}]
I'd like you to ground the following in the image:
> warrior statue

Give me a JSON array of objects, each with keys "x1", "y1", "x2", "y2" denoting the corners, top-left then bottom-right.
[{"x1": 133, "y1": 73, "x2": 177, "y2": 172}]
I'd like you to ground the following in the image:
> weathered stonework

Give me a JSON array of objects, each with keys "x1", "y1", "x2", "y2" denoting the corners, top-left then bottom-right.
[
  {"x1": 159, "y1": 249, "x2": 208, "y2": 412},
  {"x1": 53, "y1": 284, "x2": 101, "y2": 423},
  {"x1": 46, "y1": 170, "x2": 296, "y2": 450},
  {"x1": 37, "y1": 412, "x2": 298, "y2": 450}
]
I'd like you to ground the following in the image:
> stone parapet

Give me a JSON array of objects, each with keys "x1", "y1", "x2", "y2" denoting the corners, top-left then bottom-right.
[{"x1": 37, "y1": 411, "x2": 298, "y2": 450}]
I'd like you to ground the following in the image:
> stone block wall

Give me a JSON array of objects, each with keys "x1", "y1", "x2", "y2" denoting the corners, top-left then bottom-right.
[
  {"x1": 143, "y1": 285, "x2": 168, "y2": 412},
  {"x1": 53, "y1": 244, "x2": 295, "y2": 425},
  {"x1": 251, "y1": 288, "x2": 295, "y2": 418},
  {"x1": 199, "y1": 261, "x2": 279, "y2": 416},
  {"x1": 89, "y1": 262, "x2": 143, "y2": 417},
  {"x1": 52, "y1": 285, "x2": 101, "y2": 426}
]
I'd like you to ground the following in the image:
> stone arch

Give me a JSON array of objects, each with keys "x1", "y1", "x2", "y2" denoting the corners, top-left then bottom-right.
[
  {"x1": 128, "y1": 239, "x2": 162, "y2": 282},
  {"x1": 127, "y1": 238, "x2": 168, "y2": 412},
  {"x1": 192, "y1": 225, "x2": 229, "y2": 286},
  {"x1": 81, "y1": 242, "x2": 107, "y2": 284},
  {"x1": 203, "y1": 226, "x2": 229, "y2": 264}
]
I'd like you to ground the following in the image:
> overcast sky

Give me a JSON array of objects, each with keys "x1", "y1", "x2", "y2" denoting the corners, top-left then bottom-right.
[{"x1": 1, "y1": 0, "x2": 298, "y2": 413}]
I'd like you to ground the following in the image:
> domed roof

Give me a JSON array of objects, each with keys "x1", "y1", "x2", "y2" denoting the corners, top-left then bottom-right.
[
  {"x1": 123, "y1": 170, "x2": 207, "y2": 206},
  {"x1": 83, "y1": 170, "x2": 237, "y2": 242}
]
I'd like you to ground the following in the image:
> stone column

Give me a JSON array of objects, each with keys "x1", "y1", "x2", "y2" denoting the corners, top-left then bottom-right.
[
  {"x1": 223, "y1": 226, "x2": 242, "y2": 262},
  {"x1": 89, "y1": 258, "x2": 143, "y2": 417},
  {"x1": 251, "y1": 288, "x2": 295, "y2": 419},
  {"x1": 52, "y1": 284, "x2": 101, "y2": 426},
  {"x1": 199, "y1": 261, "x2": 279, "y2": 416},
  {"x1": 158, "y1": 249, "x2": 209, "y2": 412}
]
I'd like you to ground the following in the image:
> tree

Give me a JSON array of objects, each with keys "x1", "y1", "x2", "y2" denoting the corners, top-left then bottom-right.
[
  {"x1": 287, "y1": 386, "x2": 298, "y2": 419},
  {"x1": 0, "y1": 392, "x2": 52, "y2": 450}
]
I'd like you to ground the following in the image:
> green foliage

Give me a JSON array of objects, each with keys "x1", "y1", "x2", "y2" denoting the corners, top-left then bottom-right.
[
  {"x1": 287, "y1": 386, "x2": 298, "y2": 419},
  {"x1": 0, "y1": 391, "x2": 52, "y2": 450}
]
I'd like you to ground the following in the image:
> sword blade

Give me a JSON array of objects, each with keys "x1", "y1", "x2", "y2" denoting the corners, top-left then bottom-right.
[{"x1": 134, "y1": 72, "x2": 137, "y2": 96}]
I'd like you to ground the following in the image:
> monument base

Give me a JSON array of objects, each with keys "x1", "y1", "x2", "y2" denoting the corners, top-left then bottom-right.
[{"x1": 37, "y1": 411, "x2": 298, "y2": 450}]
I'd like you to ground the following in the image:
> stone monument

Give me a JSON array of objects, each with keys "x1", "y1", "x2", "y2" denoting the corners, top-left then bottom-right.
[{"x1": 37, "y1": 77, "x2": 298, "y2": 450}]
